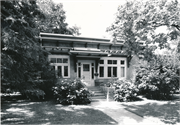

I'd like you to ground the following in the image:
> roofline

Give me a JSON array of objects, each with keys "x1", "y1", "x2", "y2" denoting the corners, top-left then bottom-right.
[
  {"x1": 39, "y1": 32, "x2": 124, "y2": 43},
  {"x1": 40, "y1": 37, "x2": 124, "y2": 46},
  {"x1": 39, "y1": 32, "x2": 145, "y2": 46}
]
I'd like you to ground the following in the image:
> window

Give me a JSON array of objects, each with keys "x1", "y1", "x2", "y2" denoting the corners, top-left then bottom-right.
[
  {"x1": 64, "y1": 66, "x2": 68, "y2": 76},
  {"x1": 52, "y1": 58, "x2": 68, "y2": 63},
  {"x1": 108, "y1": 67, "x2": 117, "y2": 77},
  {"x1": 57, "y1": 66, "x2": 62, "y2": 77},
  {"x1": 121, "y1": 67, "x2": 125, "y2": 77},
  {"x1": 49, "y1": 55, "x2": 70, "y2": 78},
  {"x1": 113, "y1": 60, "x2": 117, "y2": 64},
  {"x1": 78, "y1": 67, "x2": 81, "y2": 78},
  {"x1": 100, "y1": 60, "x2": 104, "y2": 64},
  {"x1": 63, "y1": 58, "x2": 68, "y2": 63},
  {"x1": 113, "y1": 67, "x2": 117, "y2": 77},
  {"x1": 92, "y1": 63, "x2": 94, "y2": 79},
  {"x1": 108, "y1": 67, "x2": 111, "y2": 77},
  {"x1": 92, "y1": 67, "x2": 94, "y2": 79},
  {"x1": 108, "y1": 60, "x2": 117, "y2": 64},
  {"x1": 57, "y1": 58, "x2": 62, "y2": 63},
  {"x1": 99, "y1": 67, "x2": 104, "y2": 77},
  {"x1": 108, "y1": 60, "x2": 112, "y2": 64},
  {"x1": 121, "y1": 60, "x2": 125, "y2": 65},
  {"x1": 83, "y1": 64, "x2": 90, "y2": 71},
  {"x1": 98, "y1": 58, "x2": 126, "y2": 78},
  {"x1": 50, "y1": 58, "x2": 56, "y2": 63}
]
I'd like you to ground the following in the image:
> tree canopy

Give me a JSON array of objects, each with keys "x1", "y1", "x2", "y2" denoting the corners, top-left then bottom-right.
[
  {"x1": 36, "y1": 0, "x2": 81, "y2": 35},
  {"x1": 1, "y1": 0, "x2": 80, "y2": 99},
  {"x1": 1, "y1": 0, "x2": 55, "y2": 97},
  {"x1": 107, "y1": 0, "x2": 180, "y2": 61}
]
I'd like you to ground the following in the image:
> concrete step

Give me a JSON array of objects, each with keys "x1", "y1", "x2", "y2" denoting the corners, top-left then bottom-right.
[
  {"x1": 90, "y1": 90, "x2": 103, "y2": 93},
  {"x1": 91, "y1": 96, "x2": 106, "y2": 99},
  {"x1": 88, "y1": 89, "x2": 102, "y2": 91},
  {"x1": 94, "y1": 93, "x2": 105, "y2": 96},
  {"x1": 87, "y1": 87, "x2": 101, "y2": 90},
  {"x1": 87, "y1": 87, "x2": 107, "y2": 100}
]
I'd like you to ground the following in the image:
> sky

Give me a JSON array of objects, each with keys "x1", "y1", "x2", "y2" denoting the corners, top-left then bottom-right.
[
  {"x1": 52, "y1": 0, "x2": 127, "y2": 38},
  {"x1": 52, "y1": 0, "x2": 177, "y2": 55}
]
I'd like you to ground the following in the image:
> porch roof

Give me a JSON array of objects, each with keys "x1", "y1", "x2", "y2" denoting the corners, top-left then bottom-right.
[{"x1": 46, "y1": 46, "x2": 126, "y2": 57}]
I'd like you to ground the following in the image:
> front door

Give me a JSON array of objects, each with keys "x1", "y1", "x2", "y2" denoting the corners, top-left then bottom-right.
[
  {"x1": 82, "y1": 63, "x2": 91, "y2": 85},
  {"x1": 77, "y1": 60, "x2": 95, "y2": 86}
]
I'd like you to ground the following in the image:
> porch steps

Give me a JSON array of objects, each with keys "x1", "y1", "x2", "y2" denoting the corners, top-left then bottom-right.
[{"x1": 87, "y1": 86, "x2": 106, "y2": 100}]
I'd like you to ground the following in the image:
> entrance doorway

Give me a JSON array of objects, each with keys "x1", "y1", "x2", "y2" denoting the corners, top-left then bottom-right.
[{"x1": 77, "y1": 60, "x2": 95, "y2": 86}]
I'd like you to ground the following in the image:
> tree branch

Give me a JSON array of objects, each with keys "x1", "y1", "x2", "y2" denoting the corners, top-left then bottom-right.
[
  {"x1": 150, "y1": 22, "x2": 180, "y2": 31},
  {"x1": 171, "y1": 24, "x2": 180, "y2": 31}
]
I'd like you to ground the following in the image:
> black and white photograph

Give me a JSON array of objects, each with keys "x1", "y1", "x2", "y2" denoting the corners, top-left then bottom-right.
[{"x1": 1, "y1": 0, "x2": 180, "y2": 124}]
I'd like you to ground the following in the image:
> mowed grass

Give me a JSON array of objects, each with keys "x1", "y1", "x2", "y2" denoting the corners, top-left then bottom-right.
[
  {"x1": 1, "y1": 100, "x2": 117, "y2": 124},
  {"x1": 122, "y1": 99, "x2": 180, "y2": 125}
]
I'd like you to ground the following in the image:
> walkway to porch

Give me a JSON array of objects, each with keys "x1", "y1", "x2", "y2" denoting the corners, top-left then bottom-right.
[
  {"x1": 86, "y1": 86, "x2": 162, "y2": 124},
  {"x1": 86, "y1": 86, "x2": 167, "y2": 124}
]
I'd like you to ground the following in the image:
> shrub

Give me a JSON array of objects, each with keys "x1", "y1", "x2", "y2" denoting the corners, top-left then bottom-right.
[
  {"x1": 21, "y1": 88, "x2": 45, "y2": 100},
  {"x1": 52, "y1": 79, "x2": 91, "y2": 105},
  {"x1": 135, "y1": 55, "x2": 180, "y2": 100},
  {"x1": 113, "y1": 80, "x2": 139, "y2": 102}
]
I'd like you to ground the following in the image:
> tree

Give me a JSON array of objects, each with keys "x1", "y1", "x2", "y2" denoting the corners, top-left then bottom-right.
[
  {"x1": 107, "y1": 0, "x2": 180, "y2": 61},
  {"x1": 1, "y1": 0, "x2": 56, "y2": 99},
  {"x1": 36, "y1": 0, "x2": 81, "y2": 35}
]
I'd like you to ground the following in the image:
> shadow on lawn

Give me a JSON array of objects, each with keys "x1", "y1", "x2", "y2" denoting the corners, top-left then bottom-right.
[
  {"x1": 1, "y1": 100, "x2": 117, "y2": 124},
  {"x1": 123, "y1": 101, "x2": 180, "y2": 124}
]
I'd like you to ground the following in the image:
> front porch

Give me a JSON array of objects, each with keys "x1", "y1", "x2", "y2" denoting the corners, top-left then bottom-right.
[{"x1": 39, "y1": 32, "x2": 139, "y2": 86}]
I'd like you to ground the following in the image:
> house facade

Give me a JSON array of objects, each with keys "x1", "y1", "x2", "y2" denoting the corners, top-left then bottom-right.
[{"x1": 39, "y1": 33, "x2": 140, "y2": 86}]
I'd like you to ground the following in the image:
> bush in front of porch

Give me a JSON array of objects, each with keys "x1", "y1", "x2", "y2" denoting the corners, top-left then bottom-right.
[
  {"x1": 112, "y1": 80, "x2": 140, "y2": 102},
  {"x1": 135, "y1": 55, "x2": 180, "y2": 100},
  {"x1": 52, "y1": 79, "x2": 91, "y2": 105},
  {"x1": 100, "y1": 78, "x2": 140, "y2": 102}
]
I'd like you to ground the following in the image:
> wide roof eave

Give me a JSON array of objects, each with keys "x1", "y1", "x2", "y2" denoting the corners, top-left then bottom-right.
[{"x1": 39, "y1": 32, "x2": 124, "y2": 45}]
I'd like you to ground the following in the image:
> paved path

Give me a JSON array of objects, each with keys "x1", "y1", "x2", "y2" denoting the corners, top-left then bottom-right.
[
  {"x1": 87, "y1": 86, "x2": 166, "y2": 124},
  {"x1": 89, "y1": 99, "x2": 164, "y2": 125}
]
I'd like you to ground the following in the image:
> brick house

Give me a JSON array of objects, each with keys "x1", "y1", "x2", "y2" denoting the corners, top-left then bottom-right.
[{"x1": 39, "y1": 32, "x2": 142, "y2": 86}]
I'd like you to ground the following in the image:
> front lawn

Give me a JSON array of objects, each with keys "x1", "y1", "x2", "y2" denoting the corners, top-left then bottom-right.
[
  {"x1": 1, "y1": 100, "x2": 117, "y2": 124},
  {"x1": 122, "y1": 96, "x2": 180, "y2": 125}
]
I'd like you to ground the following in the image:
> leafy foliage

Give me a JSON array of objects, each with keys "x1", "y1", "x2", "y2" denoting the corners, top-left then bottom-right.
[
  {"x1": 52, "y1": 79, "x2": 91, "y2": 105},
  {"x1": 1, "y1": 0, "x2": 56, "y2": 99},
  {"x1": 107, "y1": 0, "x2": 180, "y2": 61},
  {"x1": 36, "y1": 0, "x2": 81, "y2": 35},
  {"x1": 1, "y1": 0, "x2": 81, "y2": 100},
  {"x1": 112, "y1": 80, "x2": 139, "y2": 102},
  {"x1": 135, "y1": 55, "x2": 180, "y2": 99}
]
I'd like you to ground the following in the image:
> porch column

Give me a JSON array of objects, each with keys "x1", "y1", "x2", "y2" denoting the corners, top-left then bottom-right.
[{"x1": 73, "y1": 56, "x2": 77, "y2": 72}]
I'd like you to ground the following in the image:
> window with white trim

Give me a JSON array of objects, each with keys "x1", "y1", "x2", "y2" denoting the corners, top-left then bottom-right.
[
  {"x1": 99, "y1": 60, "x2": 104, "y2": 77},
  {"x1": 49, "y1": 55, "x2": 70, "y2": 78},
  {"x1": 120, "y1": 60, "x2": 125, "y2": 78},
  {"x1": 98, "y1": 57, "x2": 126, "y2": 78},
  {"x1": 107, "y1": 59, "x2": 117, "y2": 77},
  {"x1": 99, "y1": 66, "x2": 104, "y2": 77},
  {"x1": 108, "y1": 67, "x2": 117, "y2": 77}
]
